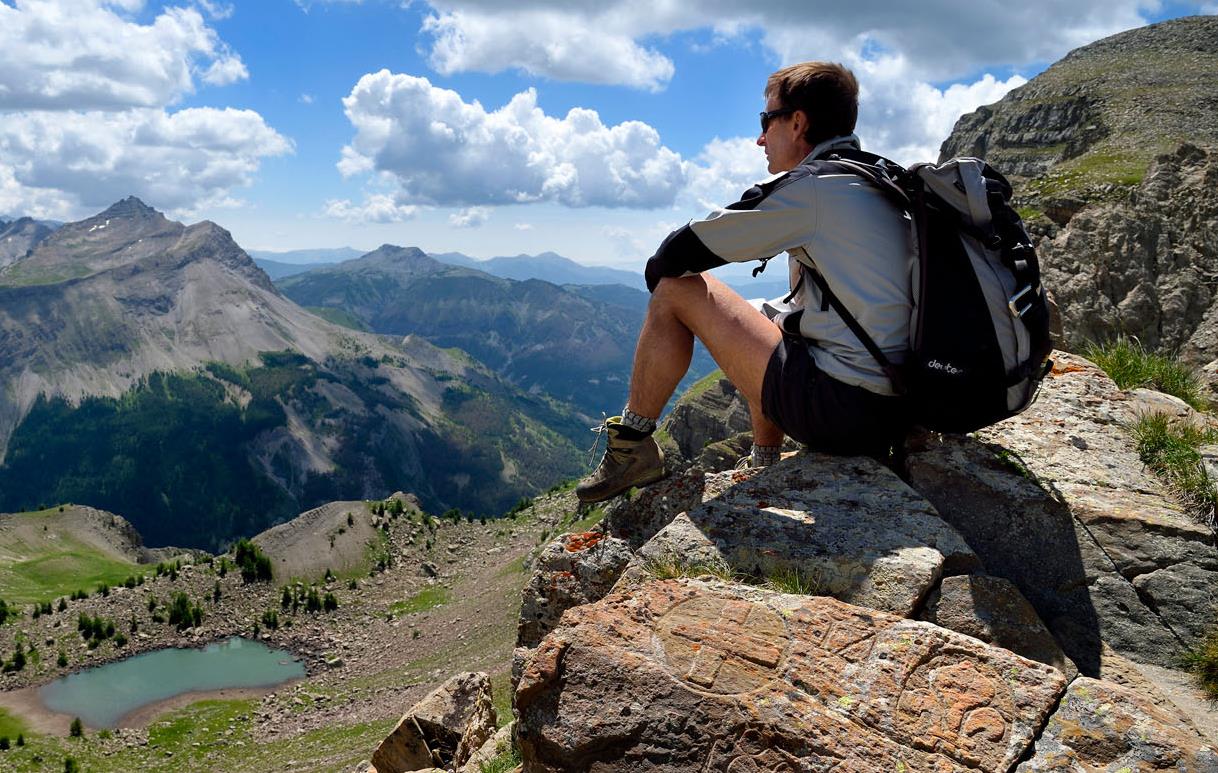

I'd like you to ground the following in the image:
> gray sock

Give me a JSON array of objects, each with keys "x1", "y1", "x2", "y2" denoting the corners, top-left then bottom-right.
[
  {"x1": 751, "y1": 444, "x2": 782, "y2": 467},
  {"x1": 620, "y1": 407, "x2": 657, "y2": 434}
]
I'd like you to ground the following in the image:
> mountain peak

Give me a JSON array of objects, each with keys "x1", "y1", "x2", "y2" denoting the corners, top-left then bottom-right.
[{"x1": 97, "y1": 196, "x2": 163, "y2": 221}]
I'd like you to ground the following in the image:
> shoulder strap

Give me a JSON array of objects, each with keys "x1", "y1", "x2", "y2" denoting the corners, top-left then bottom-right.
[{"x1": 801, "y1": 262, "x2": 908, "y2": 395}]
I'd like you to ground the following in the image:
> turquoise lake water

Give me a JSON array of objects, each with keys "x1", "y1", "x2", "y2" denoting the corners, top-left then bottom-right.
[{"x1": 38, "y1": 636, "x2": 305, "y2": 728}]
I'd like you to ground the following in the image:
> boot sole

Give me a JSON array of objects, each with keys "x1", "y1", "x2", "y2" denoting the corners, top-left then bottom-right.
[{"x1": 576, "y1": 467, "x2": 668, "y2": 504}]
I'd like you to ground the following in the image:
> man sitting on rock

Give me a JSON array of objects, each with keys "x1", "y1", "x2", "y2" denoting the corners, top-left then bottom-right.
[{"x1": 577, "y1": 61, "x2": 914, "y2": 504}]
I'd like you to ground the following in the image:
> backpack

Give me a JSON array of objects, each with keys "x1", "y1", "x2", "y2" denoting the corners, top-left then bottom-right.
[{"x1": 794, "y1": 149, "x2": 1054, "y2": 434}]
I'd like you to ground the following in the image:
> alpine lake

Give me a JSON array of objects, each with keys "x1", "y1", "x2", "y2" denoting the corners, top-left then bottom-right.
[{"x1": 39, "y1": 636, "x2": 305, "y2": 728}]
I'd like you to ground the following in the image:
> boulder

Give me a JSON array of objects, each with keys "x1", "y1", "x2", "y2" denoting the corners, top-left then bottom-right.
[
  {"x1": 1016, "y1": 677, "x2": 1218, "y2": 771},
  {"x1": 603, "y1": 465, "x2": 762, "y2": 549},
  {"x1": 618, "y1": 453, "x2": 978, "y2": 616},
  {"x1": 920, "y1": 574, "x2": 1078, "y2": 681},
  {"x1": 516, "y1": 579, "x2": 1067, "y2": 772},
  {"x1": 371, "y1": 672, "x2": 496, "y2": 773},
  {"x1": 907, "y1": 352, "x2": 1218, "y2": 671},
  {"x1": 517, "y1": 531, "x2": 634, "y2": 649}
]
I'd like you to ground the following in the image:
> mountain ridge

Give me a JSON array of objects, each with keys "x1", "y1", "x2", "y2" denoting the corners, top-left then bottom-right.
[{"x1": 0, "y1": 199, "x2": 588, "y2": 548}]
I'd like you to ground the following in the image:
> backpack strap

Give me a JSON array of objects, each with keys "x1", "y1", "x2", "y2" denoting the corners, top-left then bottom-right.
[{"x1": 800, "y1": 260, "x2": 908, "y2": 395}]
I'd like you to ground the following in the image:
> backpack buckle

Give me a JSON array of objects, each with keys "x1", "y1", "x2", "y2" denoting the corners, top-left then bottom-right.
[{"x1": 1008, "y1": 285, "x2": 1034, "y2": 318}]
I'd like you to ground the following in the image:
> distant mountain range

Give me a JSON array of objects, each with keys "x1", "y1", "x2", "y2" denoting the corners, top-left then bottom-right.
[
  {"x1": 253, "y1": 247, "x2": 646, "y2": 288},
  {"x1": 273, "y1": 245, "x2": 715, "y2": 416},
  {"x1": 0, "y1": 199, "x2": 587, "y2": 549}
]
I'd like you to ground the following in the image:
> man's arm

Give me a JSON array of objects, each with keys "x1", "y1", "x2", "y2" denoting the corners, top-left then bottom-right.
[{"x1": 644, "y1": 168, "x2": 818, "y2": 292}]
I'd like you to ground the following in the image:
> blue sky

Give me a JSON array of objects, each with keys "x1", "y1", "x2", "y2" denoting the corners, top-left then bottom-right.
[{"x1": 1, "y1": 1, "x2": 1213, "y2": 268}]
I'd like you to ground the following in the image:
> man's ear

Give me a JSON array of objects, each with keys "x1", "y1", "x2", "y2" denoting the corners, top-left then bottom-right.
[{"x1": 792, "y1": 109, "x2": 813, "y2": 141}]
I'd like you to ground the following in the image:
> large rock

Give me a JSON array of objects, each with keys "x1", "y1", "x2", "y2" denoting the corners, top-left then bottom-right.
[
  {"x1": 920, "y1": 574, "x2": 1077, "y2": 682},
  {"x1": 1017, "y1": 677, "x2": 1218, "y2": 771},
  {"x1": 371, "y1": 672, "x2": 497, "y2": 773},
  {"x1": 516, "y1": 579, "x2": 1067, "y2": 772},
  {"x1": 619, "y1": 453, "x2": 978, "y2": 616},
  {"x1": 907, "y1": 352, "x2": 1218, "y2": 671},
  {"x1": 517, "y1": 530, "x2": 634, "y2": 649},
  {"x1": 603, "y1": 465, "x2": 762, "y2": 549}
]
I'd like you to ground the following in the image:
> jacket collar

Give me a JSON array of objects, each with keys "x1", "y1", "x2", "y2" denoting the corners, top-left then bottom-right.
[{"x1": 803, "y1": 134, "x2": 861, "y2": 163}]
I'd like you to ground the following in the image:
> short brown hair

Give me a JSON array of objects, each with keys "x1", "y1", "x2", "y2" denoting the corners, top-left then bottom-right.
[{"x1": 765, "y1": 62, "x2": 859, "y2": 147}]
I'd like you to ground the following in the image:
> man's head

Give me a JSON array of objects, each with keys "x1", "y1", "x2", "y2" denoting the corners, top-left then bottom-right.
[{"x1": 757, "y1": 62, "x2": 859, "y2": 173}]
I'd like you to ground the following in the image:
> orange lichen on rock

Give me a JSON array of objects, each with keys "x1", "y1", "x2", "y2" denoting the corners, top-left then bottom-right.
[{"x1": 564, "y1": 531, "x2": 604, "y2": 552}]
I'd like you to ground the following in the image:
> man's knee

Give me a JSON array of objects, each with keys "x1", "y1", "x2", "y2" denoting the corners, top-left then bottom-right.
[{"x1": 648, "y1": 274, "x2": 706, "y2": 313}]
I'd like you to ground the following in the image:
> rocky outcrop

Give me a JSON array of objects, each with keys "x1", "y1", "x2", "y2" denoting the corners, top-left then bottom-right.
[
  {"x1": 516, "y1": 579, "x2": 1068, "y2": 772},
  {"x1": 618, "y1": 453, "x2": 979, "y2": 616},
  {"x1": 920, "y1": 574, "x2": 1077, "y2": 682},
  {"x1": 907, "y1": 352, "x2": 1218, "y2": 672},
  {"x1": 1034, "y1": 144, "x2": 1218, "y2": 356},
  {"x1": 0, "y1": 216, "x2": 55, "y2": 268},
  {"x1": 370, "y1": 672, "x2": 496, "y2": 773},
  {"x1": 939, "y1": 17, "x2": 1218, "y2": 357},
  {"x1": 516, "y1": 530, "x2": 633, "y2": 650},
  {"x1": 1017, "y1": 677, "x2": 1218, "y2": 771},
  {"x1": 497, "y1": 347, "x2": 1218, "y2": 770},
  {"x1": 941, "y1": 16, "x2": 1218, "y2": 196},
  {"x1": 657, "y1": 375, "x2": 751, "y2": 465}
]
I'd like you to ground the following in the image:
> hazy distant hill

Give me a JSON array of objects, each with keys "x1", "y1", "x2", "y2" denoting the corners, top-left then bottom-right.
[
  {"x1": 0, "y1": 200, "x2": 586, "y2": 549},
  {"x1": 253, "y1": 257, "x2": 340, "y2": 280},
  {"x1": 431, "y1": 250, "x2": 643, "y2": 287},
  {"x1": 249, "y1": 247, "x2": 363, "y2": 280},
  {"x1": 0, "y1": 216, "x2": 57, "y2": 268}
]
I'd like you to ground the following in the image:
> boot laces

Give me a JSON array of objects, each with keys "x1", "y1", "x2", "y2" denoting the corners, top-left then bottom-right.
[{"x1": 586, "y1": 412, "x2": 609, "y2": 468}]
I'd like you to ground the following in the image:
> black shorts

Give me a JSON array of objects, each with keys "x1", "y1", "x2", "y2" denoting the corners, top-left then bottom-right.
[{"x1": 761, "y1": 333, "x2": 908, "y2": 455}]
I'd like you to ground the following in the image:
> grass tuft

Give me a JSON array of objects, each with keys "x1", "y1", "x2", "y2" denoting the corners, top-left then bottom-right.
[
  {"x1": 1181, "y1": 623, "x2": 1218, "y2": 700},
  {"x1": 1130, "y1": 413, "x2": 1218, "y2": 524},
  {"x1": 480, "y1": 738, "x2": 523, "y2": 773},
  {"x1": 640, "y1": 552, "x2": 738, "y2": 583},
  {"x1": 1084, "y1": 337, "x2": 1207, "y2": 410},
  {"x1": 763, "y1": 566, "x2": 823, "y2": 596}
]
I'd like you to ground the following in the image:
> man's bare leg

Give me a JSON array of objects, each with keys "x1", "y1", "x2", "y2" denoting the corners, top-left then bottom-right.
[{"x1": 626, "y1": 274, "x2": 785, "y2": 447}]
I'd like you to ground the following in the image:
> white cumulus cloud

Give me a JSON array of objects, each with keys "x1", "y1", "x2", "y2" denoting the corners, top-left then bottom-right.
[
  {"x1": 324, "y1": 194, "x2": 419, "y2": 223},
  {"x1": 0, "y1": 0, "x2": 248, "y2": 111},
  {"x1": 449, "y1": 206, "x2": 490, "y2": 228},
  {"x1": 422, "y1": 6, "x2": 674, "y2": 91},
  {"x1": 417, "y1": 1, "x2": 1161, "y2": 90},
  {"x1": 0, "y1": 108, "x2": 291, "y2": 215},
  {"x1": 339, "y1": 70, "x2": 687, "y2": 208},
  {"x1": 0, "y1": 1, "x2": 290, "y2": 221}
]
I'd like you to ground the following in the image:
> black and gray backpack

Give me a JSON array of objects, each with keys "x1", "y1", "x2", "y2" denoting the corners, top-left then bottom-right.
[{"x1": 799, "y1": 149, "x2": 1054, "y2": 434}]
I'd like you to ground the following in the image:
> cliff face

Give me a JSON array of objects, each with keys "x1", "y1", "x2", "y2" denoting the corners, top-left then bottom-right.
[
  {"x1": 1036, "y1": 144, "x2": 1218, "y2": 358},
  {"x1": 941, "y1": 16, "x2": 1218, "y2": 206}
]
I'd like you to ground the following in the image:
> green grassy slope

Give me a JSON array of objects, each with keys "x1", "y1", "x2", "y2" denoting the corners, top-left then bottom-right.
[{"x1": 0, "y1": 508, "x2": 143, "y2": 604}]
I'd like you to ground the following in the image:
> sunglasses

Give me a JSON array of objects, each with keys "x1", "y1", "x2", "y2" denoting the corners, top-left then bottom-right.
[{"x1": 759, "y1": 107, "x2": 796, "y2": 133}]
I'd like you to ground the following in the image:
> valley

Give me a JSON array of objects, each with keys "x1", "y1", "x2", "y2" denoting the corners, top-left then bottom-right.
[{"x1": 0, "y1": 492, "x2": 588, "y2": 771}]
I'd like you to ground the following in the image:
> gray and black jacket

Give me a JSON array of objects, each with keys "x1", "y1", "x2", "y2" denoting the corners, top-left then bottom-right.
[{"x1": 645, "y1": 135, "x2": 914, "y2": 396}]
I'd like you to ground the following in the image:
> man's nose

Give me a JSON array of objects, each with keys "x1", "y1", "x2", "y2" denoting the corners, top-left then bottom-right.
[{"x1": 756, "y1": 132, "x2": 766, "y2": 147}]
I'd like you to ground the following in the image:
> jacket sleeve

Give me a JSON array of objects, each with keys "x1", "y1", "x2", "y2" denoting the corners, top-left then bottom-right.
[{"x1": 644, "y1": 168, "x2": 817, "y2": 292}]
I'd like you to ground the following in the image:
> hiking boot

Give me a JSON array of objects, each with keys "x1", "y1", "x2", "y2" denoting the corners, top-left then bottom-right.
[{"x1": 576, "y1": 417, "x2": 666, "y2": 503}]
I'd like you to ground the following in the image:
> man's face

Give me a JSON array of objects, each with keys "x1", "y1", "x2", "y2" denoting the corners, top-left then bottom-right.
[{"x1": 757, "y1": 95, "x2": 813, "y2": 174}]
